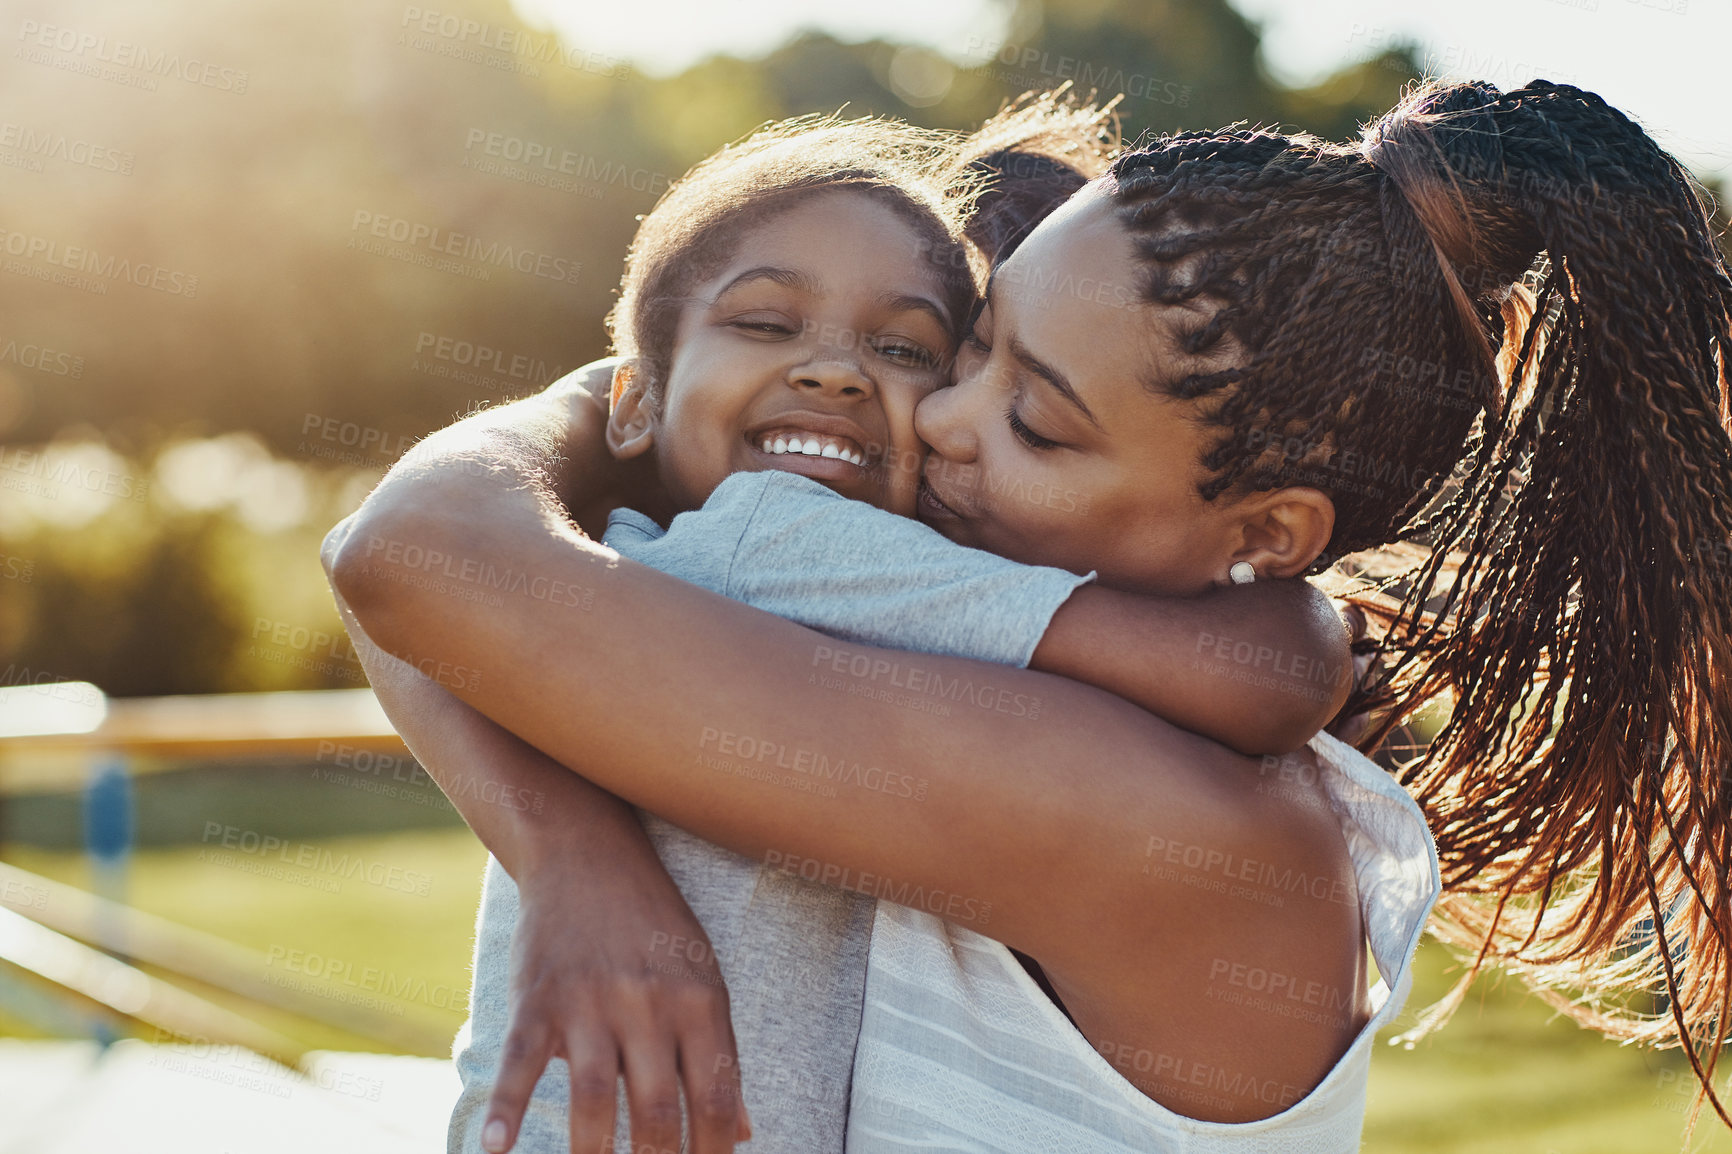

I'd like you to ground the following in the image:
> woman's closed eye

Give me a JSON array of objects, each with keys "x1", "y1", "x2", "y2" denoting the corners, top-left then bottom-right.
[{"x1": 1006, "y1": 403, "x2": 1062, "y2": 450}]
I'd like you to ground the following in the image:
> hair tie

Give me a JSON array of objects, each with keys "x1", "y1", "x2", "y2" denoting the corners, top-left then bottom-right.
[{"x1": 1361, "y1": 122, "x2": 1502, "y2": 383}]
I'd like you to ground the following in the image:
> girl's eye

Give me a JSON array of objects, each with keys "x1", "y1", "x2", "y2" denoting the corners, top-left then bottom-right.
[
  {"x1": 730, "y1": 318, "x2": 796, "y2": 336},
  {"x1": 1006, "y1": 404, "x2": 1061, "y2": 450},
  {"x1": 874, "y1": 338, "x2": 938, "y2": 368}
]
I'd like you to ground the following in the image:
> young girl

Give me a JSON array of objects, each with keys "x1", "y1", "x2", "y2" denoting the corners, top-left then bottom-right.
[
  {"x1": 339, "y1": 77, "x2": 1732, "y2": 1146},
  {"x1": 334, "y1": 98, "x2": 1356, "y2": 1154}
]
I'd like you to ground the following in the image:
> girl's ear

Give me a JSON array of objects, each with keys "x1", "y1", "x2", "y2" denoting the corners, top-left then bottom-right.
[
  {"x1": 1226, "y1": 486, "x2": 1336, "y2": 581},
  {"x1": 608, "y1": 358, "x2": 638, "y2": 410},
  {"x1": 606, "y1": 360, "x2": 658, "y2": 461}
]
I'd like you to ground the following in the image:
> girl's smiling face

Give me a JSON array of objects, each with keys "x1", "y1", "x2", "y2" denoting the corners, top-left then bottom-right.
[
  {"x1": 914, "y1": 183, "x2": 1274, "y2": 596},
  {"x1": 622, "y1": 189, "x2": 957, "y2": 518}
]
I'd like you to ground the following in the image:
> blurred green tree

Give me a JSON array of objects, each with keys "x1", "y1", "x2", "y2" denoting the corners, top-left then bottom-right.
[{"x1": 10, "y1": 0, "x2": 1722, "y2": 699}]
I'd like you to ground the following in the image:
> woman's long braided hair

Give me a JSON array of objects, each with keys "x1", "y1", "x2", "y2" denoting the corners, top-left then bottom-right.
[{"x1": 1110, "y1": 80, "x2": 1732, "y2": 1119}]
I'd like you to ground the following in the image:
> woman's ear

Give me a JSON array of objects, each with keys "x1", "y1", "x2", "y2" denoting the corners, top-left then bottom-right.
[
  {"x1": 606, "y1": 360, "x2": 658, "y2": 461},
  {"x1": 1226, "y1": 487, "x2": 1336, "y2": 580}
]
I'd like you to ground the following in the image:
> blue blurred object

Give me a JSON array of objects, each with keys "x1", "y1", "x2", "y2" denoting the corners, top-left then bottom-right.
[
  {"x1": 84, "y1": 756, "x2": 134, "y2": 865},
  {"x1": 83, "y1": 754, "x2": 134, "y2": 1048}
]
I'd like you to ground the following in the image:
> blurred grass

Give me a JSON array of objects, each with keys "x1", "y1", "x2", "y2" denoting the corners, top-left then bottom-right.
[
  {"x1": 3, "y1": 823, "x2": 1730, "y2": 1150},
  {"x1": 0, "y1": 828, "x2": 487, "y2": 1056},
  {"x1": 1367, "y1": 943, "x2": 1731, "y2": 1152},
  {"x1": 3, "y1": 758, "x2": 467, "y2": 849}
]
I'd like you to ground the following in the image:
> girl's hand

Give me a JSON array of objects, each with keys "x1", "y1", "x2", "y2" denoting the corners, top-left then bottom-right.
[
  {"x1": 1327, "y1": 604, "x2": 1382, "y2": 745},
  {"x1": 483, "y1": 851, "x2": 751, "y2": 1154},
  {"x1": 568, "y1": 356, "x2": 620, "y2": 416}
]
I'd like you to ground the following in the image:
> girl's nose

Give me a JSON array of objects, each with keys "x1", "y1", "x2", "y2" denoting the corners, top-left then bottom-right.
[{"x1": 789, "y1": 356, "x2": 874, "y2": 400}]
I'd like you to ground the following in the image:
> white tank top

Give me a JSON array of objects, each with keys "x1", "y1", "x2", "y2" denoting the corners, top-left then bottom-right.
[{"x1": 845, "y1": 731, "x2": 1440, "y2": 1153}]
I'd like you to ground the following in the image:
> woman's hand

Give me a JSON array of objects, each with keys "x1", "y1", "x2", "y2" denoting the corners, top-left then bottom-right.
[
  {"x1": 540, "y1": 358, "x2": 671, "y2": 538},
  {"x1": 485, "y1": 850, "x2": 751, "y2": 1154}
]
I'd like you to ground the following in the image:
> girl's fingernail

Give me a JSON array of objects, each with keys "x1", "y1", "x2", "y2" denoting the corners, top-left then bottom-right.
[{"x1": 482, "y1": 1119, "x2": 509, "y2": 1152}]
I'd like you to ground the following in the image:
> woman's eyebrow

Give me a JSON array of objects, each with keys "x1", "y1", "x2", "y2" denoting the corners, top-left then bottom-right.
[
  {"x1": 1008, "y1": 335, "x2": 1099, "y2": 428},
  {"x1": 981, "y1": 267, "x2": 1099, "y2": 426}
]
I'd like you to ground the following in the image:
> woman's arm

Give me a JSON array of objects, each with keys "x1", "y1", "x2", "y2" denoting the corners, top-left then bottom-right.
[
  {"x1": 446, "y1": 358, "x2": 667, "y2": 538},
  {"x1": 328, "y1": 396, "x2": 1339, "y2": 971}
]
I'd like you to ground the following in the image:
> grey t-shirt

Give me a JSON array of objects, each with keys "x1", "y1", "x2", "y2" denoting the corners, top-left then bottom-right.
[{"x1": 448, "y1": 470, "x2": 1093, "y2": 1153}]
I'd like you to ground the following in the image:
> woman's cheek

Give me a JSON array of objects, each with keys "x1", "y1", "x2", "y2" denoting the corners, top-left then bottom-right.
[{"x1": 1010, "y1": 463, "x2": 1097, "y2": 556}]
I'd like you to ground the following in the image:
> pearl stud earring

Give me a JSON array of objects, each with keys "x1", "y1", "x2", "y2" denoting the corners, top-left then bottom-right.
[{"x1": 1229, "y1": 561, "x2": 1256, "y2": 585}]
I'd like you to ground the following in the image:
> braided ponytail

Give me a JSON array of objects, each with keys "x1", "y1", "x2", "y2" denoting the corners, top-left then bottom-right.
[
  {"x1": 1109, "y1": 80, "x2": 1732, "y2": 1121},
  {"x1": 1370, "y1": 79, "x2": 1732, "y2": 1124}
]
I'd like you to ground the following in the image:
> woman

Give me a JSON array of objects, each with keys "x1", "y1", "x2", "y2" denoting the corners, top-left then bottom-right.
[{"x1": 333, "y1": 78, "x2": 1732, "y2": 1149}]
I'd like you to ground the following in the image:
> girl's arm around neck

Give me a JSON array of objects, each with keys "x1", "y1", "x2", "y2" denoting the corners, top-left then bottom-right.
[{"x1": 1031, "y1": 580, "x2": 1354, "y2": 757}]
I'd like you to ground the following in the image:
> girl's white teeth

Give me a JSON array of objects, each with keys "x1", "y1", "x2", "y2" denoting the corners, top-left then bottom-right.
[{"x1": 759, "y1": 432, "x2": 865, "y2": 465}]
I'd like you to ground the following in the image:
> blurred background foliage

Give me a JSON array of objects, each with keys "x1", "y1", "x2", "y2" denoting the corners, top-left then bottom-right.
[{"x1": 0, "y1": 0, "x2": 1724, "y2": 697}]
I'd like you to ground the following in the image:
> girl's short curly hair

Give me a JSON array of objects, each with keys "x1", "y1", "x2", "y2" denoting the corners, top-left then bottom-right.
[{"x1": 607, "y1": 115, "x2": 980, "y2": 406}]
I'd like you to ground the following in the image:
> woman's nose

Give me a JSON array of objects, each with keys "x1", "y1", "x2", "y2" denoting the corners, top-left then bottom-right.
[{"x1": 914, "y1": 378, "x2": 978, "y2": 464}]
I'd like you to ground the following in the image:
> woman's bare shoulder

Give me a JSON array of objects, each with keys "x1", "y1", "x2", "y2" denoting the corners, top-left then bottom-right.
[{"x1": 1036, "y1": 746, "x2": 1370, "y2": 1123}]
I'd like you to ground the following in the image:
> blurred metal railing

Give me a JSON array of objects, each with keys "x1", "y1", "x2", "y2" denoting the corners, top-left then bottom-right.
[
  {"x1": 0, "y1": 685, "x2": 453, "y2": 1058},
  {"x1": 0, "y1": 686, "x2": 408, "y2": 793}
]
